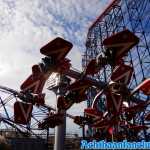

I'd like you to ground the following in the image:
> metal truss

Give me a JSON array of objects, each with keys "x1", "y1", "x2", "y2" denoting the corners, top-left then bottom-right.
[{"x1": 83, "y1": 0, "x2": 150, "y2": 140}]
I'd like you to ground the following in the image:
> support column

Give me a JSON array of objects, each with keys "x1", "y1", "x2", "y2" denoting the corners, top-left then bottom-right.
[
  {"x1": 54, "y1": 75, "x2": 68, "y2": 150},
  {"x1": 54, "y1": 109, "x2": 66, "y2": 150}
]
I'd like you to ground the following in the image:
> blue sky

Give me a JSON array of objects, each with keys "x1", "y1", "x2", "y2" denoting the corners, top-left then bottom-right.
[{"x1": 0, "y1": 0, "x2": 112, "y2": 135}]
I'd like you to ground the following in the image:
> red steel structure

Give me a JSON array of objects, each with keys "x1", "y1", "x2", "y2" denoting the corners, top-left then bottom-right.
[{"x1": 83, "y1": 0, "x2": 150, "y2": 140}]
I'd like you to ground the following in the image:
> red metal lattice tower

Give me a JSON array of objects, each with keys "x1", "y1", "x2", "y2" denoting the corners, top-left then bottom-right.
[{"x1": 83, "y1": 0, "x2": 150, "y2": 140}]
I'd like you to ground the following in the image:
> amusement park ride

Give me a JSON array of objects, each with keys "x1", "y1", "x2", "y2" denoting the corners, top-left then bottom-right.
[{"x1": 0, "y1": 29, "x2": 149, "y2": 144}]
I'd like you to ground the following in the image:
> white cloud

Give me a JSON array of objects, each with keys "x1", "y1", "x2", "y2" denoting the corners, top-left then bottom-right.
[{"x1": 0, "y1": 0, "x2": 111, "y2": 135}]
